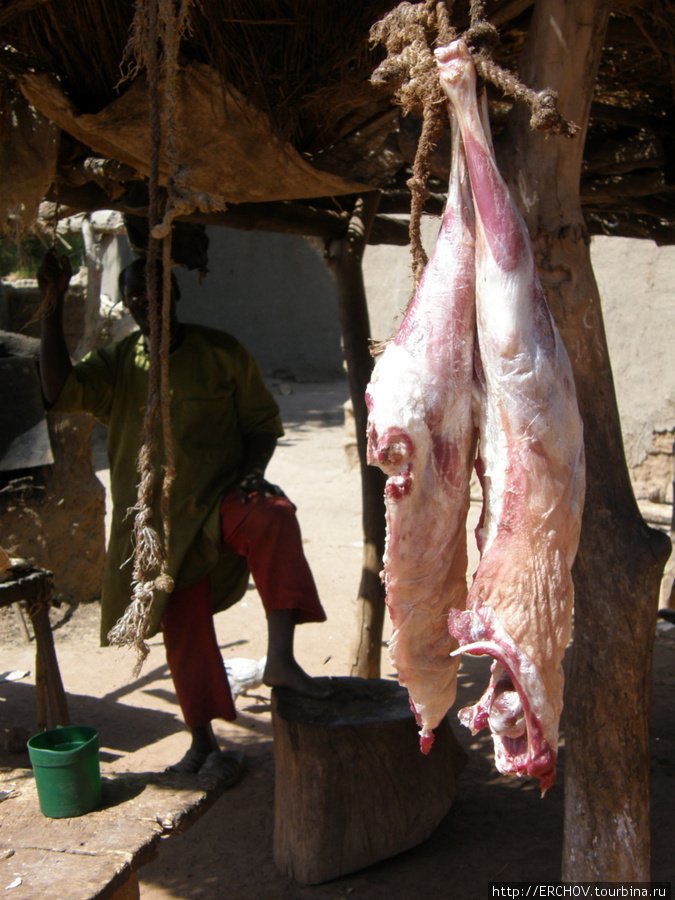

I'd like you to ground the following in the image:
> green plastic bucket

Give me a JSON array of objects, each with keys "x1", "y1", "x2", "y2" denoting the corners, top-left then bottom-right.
[{"x1": 27, "y1": 725, "x2": 101, "y2": 818}]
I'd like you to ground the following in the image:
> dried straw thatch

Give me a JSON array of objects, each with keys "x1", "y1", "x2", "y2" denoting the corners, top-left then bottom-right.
[{"x1": 1, "y1": 0, "x2": 674, "y2": 244}]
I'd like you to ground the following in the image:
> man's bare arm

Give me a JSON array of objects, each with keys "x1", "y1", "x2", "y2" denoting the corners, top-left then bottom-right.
[
  {"x1": 38, "y1": 250, "x2": 73, "y2": 404},
  {"x1": 236, "y1": 432, "x2": 289, "y2": 503}
]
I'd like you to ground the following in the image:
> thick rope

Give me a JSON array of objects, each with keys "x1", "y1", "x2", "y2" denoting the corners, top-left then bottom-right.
[
  {"x1": 111, "y1": 0, "x2": 227, "y2": 671},
  {"x1": 371, "y1": 0, "x2": 455, "y2": 288},
  {"x1": 370, "y1": 0, "x2": 579, "y2": 291},
  {"x1": 159, "y1": 237, "x2": 175, "y2": 546},
  {"x1": 150, "y1": 0, "x2": 226, "y2": 241},
  {"x1": 464, "y1": 0, "x2": 578, "y2": 136},
  {"x1": 107, "y1": 0, "x2": 180, "y2": 672}
]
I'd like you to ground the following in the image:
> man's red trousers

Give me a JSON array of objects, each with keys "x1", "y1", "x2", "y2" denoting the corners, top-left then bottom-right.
[{"x1": 161, "y1": 491, "x2": 325, "y2": 726}]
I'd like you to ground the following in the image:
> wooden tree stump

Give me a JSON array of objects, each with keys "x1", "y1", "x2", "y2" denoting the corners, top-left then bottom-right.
[{"x1": 272, "y1": 676, "x2": 466, "y2": 884}]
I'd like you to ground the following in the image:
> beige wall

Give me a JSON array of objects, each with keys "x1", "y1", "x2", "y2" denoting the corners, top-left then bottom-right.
[{"x1": 362, "y1": 223, "x2": 675, "y2": 505}]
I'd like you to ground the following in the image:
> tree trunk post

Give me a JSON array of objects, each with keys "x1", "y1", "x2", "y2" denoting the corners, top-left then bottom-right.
[
  {"x1": 497, "y1": 0, "x2": 672, "y2": 879},
  {"x1": 326, "y1": 193, "x2": 387, "y2": 678}
]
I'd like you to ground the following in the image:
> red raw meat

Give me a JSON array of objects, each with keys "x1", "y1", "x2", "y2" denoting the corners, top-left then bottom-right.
[
  {"x1": 437, "y1": 40, "x2": 585, "y2": 792},
  {"x1": 366, "y1": 106, "x2": 477, "y2": 752}
]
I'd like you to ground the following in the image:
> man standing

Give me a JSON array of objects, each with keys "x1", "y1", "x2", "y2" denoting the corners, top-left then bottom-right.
[{"x1": 39, "y1": 251, "x2": 328, "y2": 774}]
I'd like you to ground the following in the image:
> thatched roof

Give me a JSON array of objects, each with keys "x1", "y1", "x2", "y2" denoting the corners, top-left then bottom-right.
[{"x1": 1, "y1": 0, "x2": 674, "y2": 247}]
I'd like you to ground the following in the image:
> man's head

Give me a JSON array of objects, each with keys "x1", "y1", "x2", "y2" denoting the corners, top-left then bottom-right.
[{"x1": 118, "y1": 258, "x2": 181, "y2": 337}]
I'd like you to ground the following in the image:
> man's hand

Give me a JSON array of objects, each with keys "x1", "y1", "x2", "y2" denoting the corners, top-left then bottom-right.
[
  {"x1": 37, "y1": 249, "x2": 72, "y2": 305},
  {"x1": 235, "y1": 472, "x2": 292, "y2": 505}
]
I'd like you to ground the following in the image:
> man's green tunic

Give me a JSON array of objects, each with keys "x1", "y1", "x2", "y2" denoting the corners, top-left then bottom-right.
[{"x1": 53, "y1": 324, "x2": 284, "y2": 643}]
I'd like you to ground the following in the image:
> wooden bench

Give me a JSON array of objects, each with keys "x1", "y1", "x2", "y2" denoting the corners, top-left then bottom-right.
[{"x1": 0, "y1": 761, "x2": 238, "y2": 899}]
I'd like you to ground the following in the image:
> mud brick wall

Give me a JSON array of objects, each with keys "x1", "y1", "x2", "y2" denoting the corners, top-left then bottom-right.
[
  {"x1": 0, "y1": 411, "x2": 105, "y2": 607},
  {"x1": 0, "y1": 278, "x2": 86, "y2": 353},
  {"x1": 631, "y1": 430, "x2": 675, "y2": 505}
]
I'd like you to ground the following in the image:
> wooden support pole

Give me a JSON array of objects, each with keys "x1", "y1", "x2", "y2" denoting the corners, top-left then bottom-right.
[
  {"x1": 1, "y1": 570, "x2": 70, "y2": 731},
  {"x1": 325, "y1": 193, "x2": 387, "y2": 678},
  {"x1": 498, "y1": 0, "x2": 672, "y2": 879},
  {"x1": 28, "y1": 575, "x2": 70, "y2": 731},
  {"x1": 12, "y1": 601, "x2": 32, "y2": 643}
]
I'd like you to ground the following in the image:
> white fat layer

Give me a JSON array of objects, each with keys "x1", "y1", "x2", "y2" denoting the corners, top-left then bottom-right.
[
  {"x1": 365, "y1": 108, "x2": 477, "y2": 741},
  {"x1": 368, "y1": 344, "x2": 432, "y2": 465},
  {"x1": 475, "y1": 258, "x2": 583, "y2": 554},
  {"x1": 441, "y1": 41, "x2": 584, "y2": 562},
  {"x1": 488, "y1": 689, "x2": 525, "y2": 738}
]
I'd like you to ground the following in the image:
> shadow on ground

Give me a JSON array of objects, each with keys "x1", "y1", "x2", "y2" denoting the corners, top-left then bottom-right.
[{"x1": 137, "y1": 630, "x2": 675, "y2": 899}]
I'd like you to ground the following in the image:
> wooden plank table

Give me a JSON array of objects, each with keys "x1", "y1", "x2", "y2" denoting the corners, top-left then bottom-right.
[{"x1": 0, "y1": 761, "x2": 239, "y2": 899}]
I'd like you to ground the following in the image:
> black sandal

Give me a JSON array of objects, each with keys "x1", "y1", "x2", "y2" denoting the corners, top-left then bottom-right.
[
  {"x1": 199, "y1": 749, "x2": 245, "y2": 787},
  {"x1": 164, "y1": 746, "x2": 210, "y2": 774}
]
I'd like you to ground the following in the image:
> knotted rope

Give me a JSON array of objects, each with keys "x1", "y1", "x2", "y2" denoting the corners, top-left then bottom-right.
[
  {"x1": 110, "y1": 0, "x2": 228, "y2": 672},
  {"x1": 370, "y1": 0, "x2": 579, "y2": 291},
  {"x1": 107, "y1": 0, "x2": 191, "y2": 673},
  {"x1": 148, "y1": 0, "x2": 226, "y2": 243},
  {"x1": 371, "y1": 0, "x2": 454, "y2": 286}
]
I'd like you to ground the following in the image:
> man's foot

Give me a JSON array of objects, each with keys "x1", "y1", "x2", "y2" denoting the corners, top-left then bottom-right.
[
  {"x1": 200, "y1": 749, "x2": 245, "y2": 788},
  {"x1": 165, "y1": 723, "x2": 220, "y2": 773},
  {"x1": 263, "y1": 658, "x2": 331, "y2": 698},
  {"x1": 165, "y1": 746, "x2": 211, "y2": 774}
]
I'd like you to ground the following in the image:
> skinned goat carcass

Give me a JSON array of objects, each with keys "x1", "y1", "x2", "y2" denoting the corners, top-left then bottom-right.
[
  {"x1": 365, "y1": 108, "x2": 477, "y2": 752},
  {"x1": 437, "y1": 40, "x2": 585, "y2": 793}
]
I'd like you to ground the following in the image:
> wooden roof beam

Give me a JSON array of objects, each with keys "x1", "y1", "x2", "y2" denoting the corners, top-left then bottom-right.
[
  {"x1": 44, "y1": 183, "x2": 410, "y2": 246},
  {"x1": 586, "y1": 216, "x2": 675, "y2": 246},
  {"x1": 605, "y1": 15, "x2": 673, "y2": 55},
  {"x1": 486, "y1": 0, "x2": 534, "y2": 27},
  {"x1": 589, "y1": 101, "x2": 665, "y2": 134},
  {"x1": 580, "y1": 171, "x2": 674, "y2": 204},
  {"x1": 584, "y1": 194, "x2": 675, "y2": 223},
  {"x1": 0, "y1": 0, "x2": 52, "y2": 28},
  {"x1": 377, "y1": 191, "x2": 446, "y2": 217},
  {"x1": 450, "y1": 0, "x2": 534, "y2": 30}
]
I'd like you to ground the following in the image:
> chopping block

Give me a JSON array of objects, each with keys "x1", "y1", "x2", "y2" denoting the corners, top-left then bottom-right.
[{"x1": 271, "y1": 676, "x2": 467, "y2": 884}]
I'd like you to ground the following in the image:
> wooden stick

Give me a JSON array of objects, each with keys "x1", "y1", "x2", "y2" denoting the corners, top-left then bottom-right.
[
  {"x1": 325, "y1": 193, "x2": 387, "y2": 678},
  {"x1": 12, "y1": 602, "x2": 32, "y2": 643},
  {"x1": 27, "y1": 575, "x2": 70, "y2": 730}
]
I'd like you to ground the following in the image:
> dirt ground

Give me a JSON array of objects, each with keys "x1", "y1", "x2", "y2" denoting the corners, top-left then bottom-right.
[{"x1": 1, "y1": 380, "x2": 674, "y2": 898}]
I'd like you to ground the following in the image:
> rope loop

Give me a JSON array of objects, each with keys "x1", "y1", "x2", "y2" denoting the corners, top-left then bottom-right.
[
  {"x1": 464, "y1": 20, "x2": 499, "y2": 53},
  {"x1": 370, "y1": 0, "x2": 580, "y2": 295}
]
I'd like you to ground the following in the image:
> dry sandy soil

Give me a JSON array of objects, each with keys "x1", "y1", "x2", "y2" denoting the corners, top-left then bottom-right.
[{"x1": 1, "y1": 380, "x2": 674, "y2": 899}]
